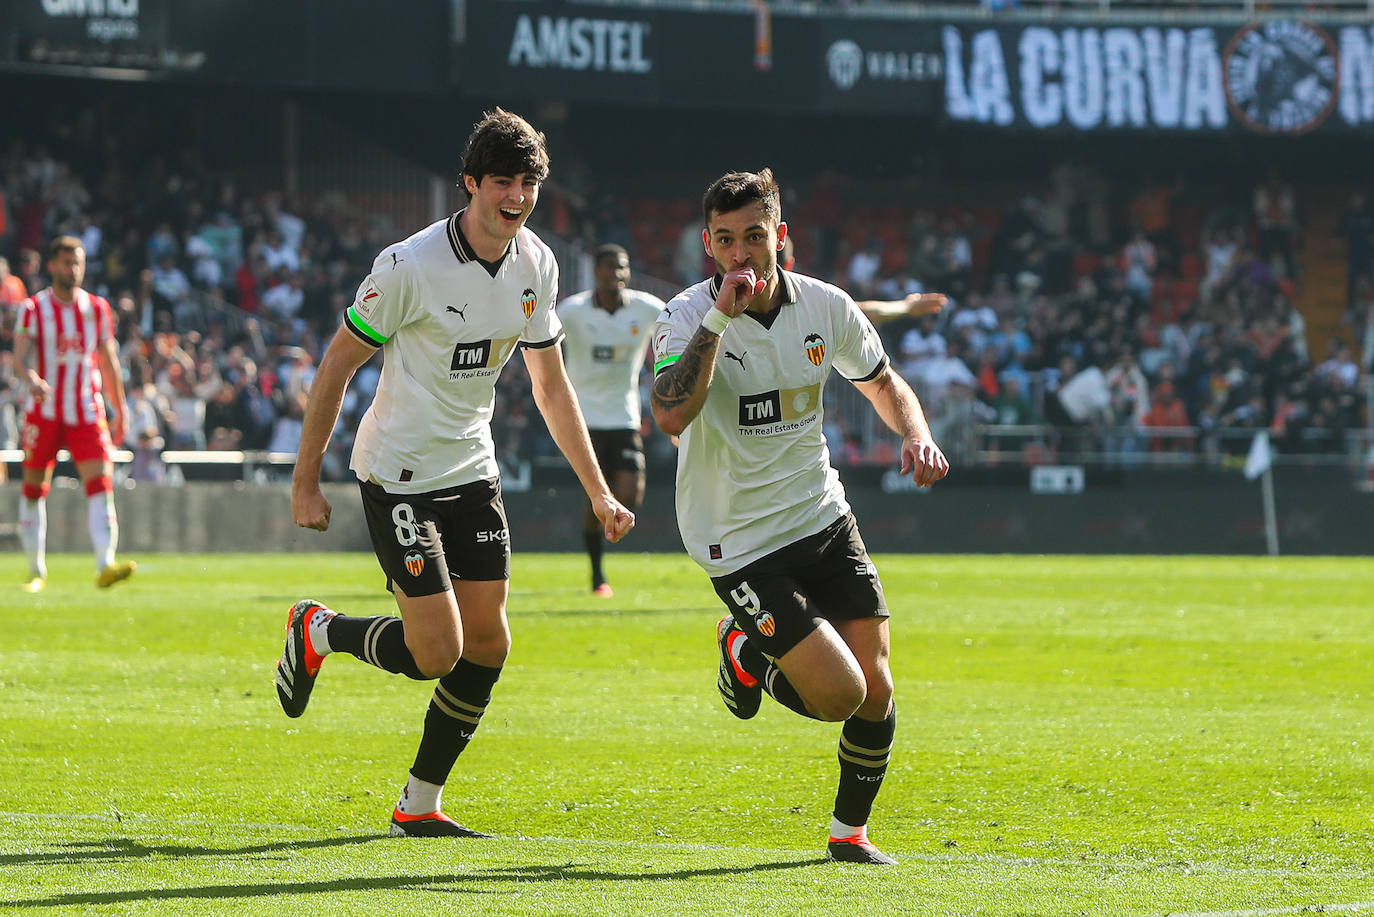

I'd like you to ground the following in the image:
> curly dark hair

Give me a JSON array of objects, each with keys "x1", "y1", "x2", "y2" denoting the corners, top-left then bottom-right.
[
  {"x1": 460, "y1": 108, "x2": 550, "y2": 198},
  {"x1": 702, "y1": 168, "x2": 781, "y2": 227}
]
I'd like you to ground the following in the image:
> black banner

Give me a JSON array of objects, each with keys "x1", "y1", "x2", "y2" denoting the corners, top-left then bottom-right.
[
  {"x1": 461, "y1": 0, "x2": 943, "y2": 115},
  {"x1": 0, "y1": 0, "x2": 451, "y2": 92},
  {"x1": 943, "y1": 21, "x2": 1374, "y2": 134}
]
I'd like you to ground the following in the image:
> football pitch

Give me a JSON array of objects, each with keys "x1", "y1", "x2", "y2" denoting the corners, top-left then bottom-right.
[{"x1": 1, "y1": 552, "x2": 1370, "y2": 916}]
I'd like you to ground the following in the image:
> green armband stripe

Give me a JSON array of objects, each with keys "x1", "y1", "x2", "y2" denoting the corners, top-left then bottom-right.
[
  {"x1": 345, "y1": 306, "x2": 387, "y2": 346},
  {"x1": 654, "y1": 354, "x2": 681, "y2": 375}
]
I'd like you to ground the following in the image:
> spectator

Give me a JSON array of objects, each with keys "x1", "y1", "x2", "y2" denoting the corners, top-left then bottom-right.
[
  {"x1": 0, "y1": 256, "x2": 27, "y2": 349},
  {"x1": 1120, "y1": 230, "x2": 1157, "y2": 300},
  {"x1": 262, "y1": 269, "x2": 305, "y2": 326},
  {"x1": 846, "y1": 238, "x2": 882, "y2": 300},
  {"x1": 1104, "y1": 349, "x2": 1149, "y2": 459},
  {"x1": 1339, "y1": 192, "x2": 1373, "y2": 315},
  {"x1": 267, "y1": 391, "x2": 308, "y2": 454},
  {"x1": 1253, "y1": 169, "x2": 1297, "y2": 279},
  {"x1": 1143, "y1": 381, "x2": 1191, "y2": 452},
  {"x1": 150, "y1": 252, "x2": 192, "y2": 320},
  {"x1": 127, "y1": 427, "x2": 167, "y2": 484}
]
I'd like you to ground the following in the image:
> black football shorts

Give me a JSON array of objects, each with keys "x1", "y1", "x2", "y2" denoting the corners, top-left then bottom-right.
[
  {"x1": 358, "y1": 477, "x2": 511, "y2": 596},
  {"x1": 709, "y1": 513, "x2": 888, "y2": 659}
]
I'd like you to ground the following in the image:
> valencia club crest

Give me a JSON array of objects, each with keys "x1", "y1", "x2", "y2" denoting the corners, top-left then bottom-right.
[{"x1": 804, "y1": 333, "x2": 826, "y2": 366}]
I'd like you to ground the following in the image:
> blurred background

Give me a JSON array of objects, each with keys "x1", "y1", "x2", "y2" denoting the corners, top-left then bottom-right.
[{"x1": 1, "y1": 0, "x2": 1371, "y2": 553}]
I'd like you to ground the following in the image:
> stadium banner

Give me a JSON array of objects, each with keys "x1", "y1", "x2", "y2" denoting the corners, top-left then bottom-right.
[
  {"x1": 814, "y1": 21, "x2": 943, "y2": 114},
  {"x1": 0, "y1": 0, "x2": 451, "y2": 92},
  {"x1": 461, "y1": 0, "x2": 822, "y2": 110},
  {"x1": 461, "y1": 0, "x2": 942, "y2": 114},
  {"x1": 942, "y1": 20, "x2": 1374, "y2": 134},
  {"x1": 4, "y1": 0, "x2": 175, "y2": 70}
]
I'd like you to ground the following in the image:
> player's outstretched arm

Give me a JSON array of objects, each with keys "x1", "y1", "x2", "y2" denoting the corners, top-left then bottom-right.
[
  {"x1": 853, "y1": 366, "x2": 950, "y2": 487},
  {"x1": 291, "y1": 328, "x2": 374, "y2": 531},
  {"x1": 856, "y1": 292, "x2": 947, "y2": 324},
  {"x1": 524, "y1": 345, "x2": 635, "y2": 543}
]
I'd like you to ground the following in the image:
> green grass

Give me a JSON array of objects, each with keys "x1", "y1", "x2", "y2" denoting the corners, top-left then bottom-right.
[{"x1": 1, "y1": 553, "x2": 1371, "y2": 916}]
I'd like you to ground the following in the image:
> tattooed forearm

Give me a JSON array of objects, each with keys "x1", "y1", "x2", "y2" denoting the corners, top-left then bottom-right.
[{"x1": 651, "y1": 325, "x2": 722, "y2": 431}]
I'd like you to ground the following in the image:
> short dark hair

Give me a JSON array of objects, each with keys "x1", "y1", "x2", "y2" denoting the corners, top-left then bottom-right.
[
  {"x1": 594, "y1": 243, "x2": 628, "y2": 267},
  {"x1": 460, "y1": 108, "x2": 550, "y2": 198},
  {"x1": 47, "y1": 235, "x2": 84, "y2": 261},
  {"x1": 702, "y1": 168, "x2": 781, "y2": 227}
]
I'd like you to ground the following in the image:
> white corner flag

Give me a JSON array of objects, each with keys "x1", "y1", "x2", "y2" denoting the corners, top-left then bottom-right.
[
  {"x1": 1243, "y1": 431, "x2": 1272, "y2": 481},
  {"x1": 1243, "y1": 430, "x2": 1279, "y2": 556}
]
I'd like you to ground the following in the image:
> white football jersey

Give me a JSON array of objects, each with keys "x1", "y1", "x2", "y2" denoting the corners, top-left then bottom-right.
[
  {"x1": 558, "y1": 289, "x2": 664, "y2": 430},
  {"x1": 345, "y1": 212, "x2": 561, "y2": 493},
  {"x1": 652, "y1": 270, "x2": 888, "y2": 576}
]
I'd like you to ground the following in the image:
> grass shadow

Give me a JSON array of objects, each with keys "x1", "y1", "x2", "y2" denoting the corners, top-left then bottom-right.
[
  {"x1": 0, "y1": 834, "x2": 386, "y2": 868},
  {"x1": 3, "y1": 856, "x2": 825, "y2": 907}
]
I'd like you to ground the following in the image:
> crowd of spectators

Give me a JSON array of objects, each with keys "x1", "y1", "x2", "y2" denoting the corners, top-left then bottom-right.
[{"x1": 1, "y1": 128, "x2": 1370, "y2": 483}]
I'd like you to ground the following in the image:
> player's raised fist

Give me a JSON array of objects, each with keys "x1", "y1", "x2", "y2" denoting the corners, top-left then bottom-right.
[
  {"x1": 292, "y1": 483, "x2": 333, "y2": 531},
  {"x1": 900, "y1": 436, "x2": 950, "y2": 488},
  {"x1": 594, "y1": 493, "x2": 636, "y2": 543}
]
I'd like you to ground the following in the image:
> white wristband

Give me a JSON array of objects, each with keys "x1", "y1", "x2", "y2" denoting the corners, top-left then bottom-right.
[{"x1": 701, "y1": 308, "x2": 732, "y2": 336}]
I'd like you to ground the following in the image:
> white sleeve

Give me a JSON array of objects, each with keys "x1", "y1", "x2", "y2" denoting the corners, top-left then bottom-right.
[
  {"x1": 831, "y1": 291, "x2": 889, "y2": 382},
  {"x1": 522, "y1": 255, "x2": 563, "y2": 349},
  {"x1": 343, "y1": 246, "x2": 416, "y2": 347},
  {"x1": 651, "y1": 296, "x2": 696, "y2": 377}
]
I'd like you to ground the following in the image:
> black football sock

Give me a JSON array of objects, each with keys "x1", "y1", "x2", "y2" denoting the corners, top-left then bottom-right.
[
  {"x1": 325, "y1": 615, "x2": 426, "y2": 680},
  {"x1": 410, "y1": 659, "x2": 503, "y2": 785},
  {"x1": 583, "y1": 531, "x2": 606, "y2": 587},
  {"x1": 833, "y1": 706, "x2": 896, "y2": 829}
]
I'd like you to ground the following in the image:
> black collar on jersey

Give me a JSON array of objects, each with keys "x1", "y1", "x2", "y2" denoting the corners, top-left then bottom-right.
[
  {"x1": 593, "y1": 289, "x2": 626, "y2": 314},
  {"x1": 448, "y1": 209, "x2": 519, "y2": 279},
  {"x1": 706, "y1": 269, "x2": 797, "y2": 331}
]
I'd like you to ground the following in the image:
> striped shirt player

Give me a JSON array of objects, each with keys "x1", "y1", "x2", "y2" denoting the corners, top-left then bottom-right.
[
  {"x1": 556, "y1": 244, "x2": 664, "y2": 595},
  {"x1": 14, "y1": 235, "x2": 135, "y2": 592},
  {"x1": 20, "y1": 287, "x2": 117, "y2": 432},
  {"x1": 279, "y1": 107, "x2": 633, "y2": 841},
  {"x1": 650, "y1": 168, "x2": 947, "y2": 867}
]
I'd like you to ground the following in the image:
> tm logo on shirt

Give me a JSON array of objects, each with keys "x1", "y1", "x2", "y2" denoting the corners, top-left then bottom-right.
[
  {"x1": 449, "y1": 337, "x2": 519, "y2": 378},
  {"x1": 737, "y1": 382, "x2": 823, "y2": 431}
]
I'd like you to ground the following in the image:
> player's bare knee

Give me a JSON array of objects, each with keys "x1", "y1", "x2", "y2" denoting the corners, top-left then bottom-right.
[
  {"x1": 856, "y1": 683, "x2": 893, "y2": 720},
  {"x1": 408, "y1": 637, "x2": 461, "y2": 679},
  {"x1": 461, "y1": 632, "x2": 511, "y2": 667},
  {"x1": 808, "y1": 682, "x2": 866, "y2": 722}
]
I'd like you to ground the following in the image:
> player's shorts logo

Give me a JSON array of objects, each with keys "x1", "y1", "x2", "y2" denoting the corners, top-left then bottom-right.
[
  {"x1": 804, "y1": 333, "x2": 826, "y2": 366},
  {"x1": 404, "y1": 550, "x2": 425, "y2": 577},
  {"x1": 521, "y1": 288, "x2": 538, "y2": 319},
  {"x1": 755, "y1": 612, "x2": 776, "y2": 637}
]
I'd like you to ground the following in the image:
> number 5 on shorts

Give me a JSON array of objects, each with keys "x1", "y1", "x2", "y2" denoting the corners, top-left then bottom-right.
[{"x1": 730, "y1": 581, "x2": 761, "y2": 614}]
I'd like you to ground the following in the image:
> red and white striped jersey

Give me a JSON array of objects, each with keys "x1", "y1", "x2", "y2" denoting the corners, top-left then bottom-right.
[{"x1": 18, "y1": 287, "x2": 115, "y2": 426}]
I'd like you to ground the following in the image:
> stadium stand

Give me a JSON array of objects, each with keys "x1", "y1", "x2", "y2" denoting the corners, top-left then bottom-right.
[{"x1": 1, "y1": 59, "x2": 1370, "y2": 485}]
